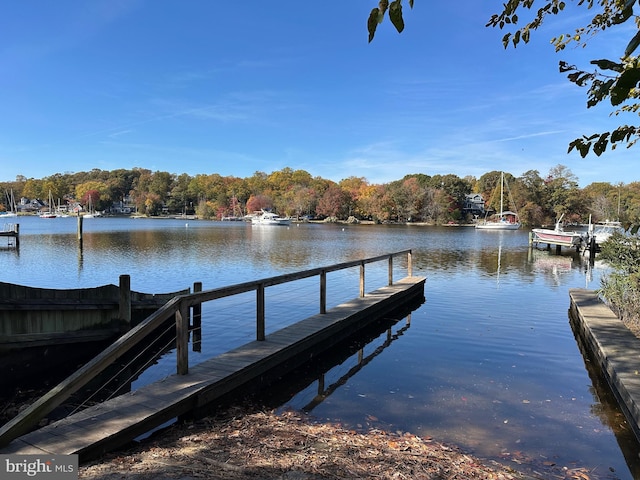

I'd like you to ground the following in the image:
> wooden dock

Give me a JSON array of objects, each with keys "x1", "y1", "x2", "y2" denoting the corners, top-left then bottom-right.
[
  {"x1": 0, "y1": 222, "x2": 18, "y2": 247},
  {"x1": 0, "y1": 276, "x2": 188, "y2": 353},
  {"x1": 0, "y1": 276, "x2": 424, "y2": 461},
  {"x1": 569, "y1": 288, "x2": 640, "y2": 441}
]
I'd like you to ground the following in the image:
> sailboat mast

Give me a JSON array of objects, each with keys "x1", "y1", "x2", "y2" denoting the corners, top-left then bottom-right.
[{"x1": 500, "y1": 172, "x2": 504, "y2": 215}]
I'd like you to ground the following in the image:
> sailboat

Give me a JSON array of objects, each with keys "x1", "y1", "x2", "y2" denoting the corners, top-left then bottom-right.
[
  {"x1": 2, "y1": 189, "x2": 18, "y2": 217},
  {"x1": 39, "y1": 190, "x2": 57, "y2": 218},
  {"x1": 475, "y1": 172, "x2": 520, "y2": 230}
]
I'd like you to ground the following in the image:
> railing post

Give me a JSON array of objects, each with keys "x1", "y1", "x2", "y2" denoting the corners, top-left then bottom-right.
[
  {"x1": 192, "y1": 282, "x2": 202, "y2": 352},
  {"x1": 119, "y1": 274, "x2": 131, "y2": 331},
  {"x1": 359, "y1": 262, "x2": 365, "y2": 297},
  {"x1": 176, "y1": 300, "x2": 189, "y2": 375},
  {"x1": 407, "y1": 250, "x2": 413, "y2": 277},
  {"x1": 257, "y1": 283, "x2": 265, "y2": 340},
  {"x1": 320, "y1": 270, "x2": 327, "y2": 314},
  {"x1": 388, "y1": 256, "x2": 393, "y2": 285}
]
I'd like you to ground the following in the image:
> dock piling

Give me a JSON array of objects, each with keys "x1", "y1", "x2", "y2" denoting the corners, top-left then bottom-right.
[
  {"x1": 119, "y1": 274, "x2": 132, "y2": 330},
  {"x1": 77, "y1": 214, "x2": 83, "y2": 242},
  {"x1": 192, "y1": 282, "x2": 202, "y2": 352}
]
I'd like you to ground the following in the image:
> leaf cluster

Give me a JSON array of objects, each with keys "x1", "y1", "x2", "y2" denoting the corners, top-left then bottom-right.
[
  {"x1": 487, "y1": 0, "x2": 640, "y2": 156},
  {"x1": 367, "y1": 0, "x2": 414, "y2": 42}
]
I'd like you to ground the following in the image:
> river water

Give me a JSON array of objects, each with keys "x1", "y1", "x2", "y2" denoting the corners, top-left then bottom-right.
[{"x1": 1, "y1": 215, "x2": 638, "y2": 478}]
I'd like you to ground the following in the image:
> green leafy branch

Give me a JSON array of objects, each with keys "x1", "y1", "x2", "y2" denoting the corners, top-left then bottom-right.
[
  {"x1": 367, "y1": 0, "x2": 414, "y2": 43},
  {"x1": 486, "y1": 0, "x2": 640, "y2": 157}
]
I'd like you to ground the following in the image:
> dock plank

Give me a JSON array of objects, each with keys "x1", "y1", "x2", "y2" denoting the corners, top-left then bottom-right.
[{"x1": 1, "y1": 276, "x2": 425, "y2": 461}]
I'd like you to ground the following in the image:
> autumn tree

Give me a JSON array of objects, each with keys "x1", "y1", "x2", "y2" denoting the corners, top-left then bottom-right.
[
  {"x1": 76, "y1": 181, "x2": 109, "y2": 211},
  {"x1": 543, "y1": 164, "x2": 581, "y2": 220},
  {"x1": 339, "y1": 176, "x2": 369, "y2": 218},
  {"x1": 316, "y1": 184, "x2": 350, "y2": 219},
  {"x1": 246, "y1": 194, "x2": 273, "y2": 213}
]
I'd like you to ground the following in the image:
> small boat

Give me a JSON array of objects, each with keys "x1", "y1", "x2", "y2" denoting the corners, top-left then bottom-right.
[
  {"x1": 251, "y1": 210, "x2": 291, "y2": 226},
  {"x1": 590, "y1": 220, "x2": 623, "y2": 245},
  {"x1": 532, "y1": 214, "x2": 586, "y2": 247},
  {"x1": 476, "y1": 172, "x2": 521, "y2": 230}
]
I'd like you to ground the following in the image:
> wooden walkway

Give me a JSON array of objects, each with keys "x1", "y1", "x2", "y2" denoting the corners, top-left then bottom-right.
[
  {"x1": 569, "y1": 288, "x2": 640, "y2": 440},
  {"x1": 0, "y1": 276, "x2": 425, "y2": 461}
]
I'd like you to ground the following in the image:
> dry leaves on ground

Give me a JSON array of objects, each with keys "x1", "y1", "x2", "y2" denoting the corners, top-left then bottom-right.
[{"x1": 79, "y1": 408, "x2": 547, "y2": 480}]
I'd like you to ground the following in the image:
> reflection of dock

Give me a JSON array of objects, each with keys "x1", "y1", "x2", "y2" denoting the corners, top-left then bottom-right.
[
  {"x1": 530, "y1": 248, "x2": 574, "y2": 273},
  {"x1": 302, "y1": 317, "x2": 412, "y2": 413},
  {"x1": 0, "y1": 251, "x2": 425, "y2": 462}
]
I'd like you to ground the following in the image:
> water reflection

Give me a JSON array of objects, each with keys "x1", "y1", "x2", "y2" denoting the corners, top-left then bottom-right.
[{"x1": 0, "y1": 218, "x2": 634, "y2": 478}]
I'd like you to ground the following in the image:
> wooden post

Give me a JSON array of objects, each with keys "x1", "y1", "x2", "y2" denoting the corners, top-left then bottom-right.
[
  {"x1": 257, "y1": 283, "x2": 265, "y2": 341},
  {"x1": 589, "y1": 236, "x2": 597, "y2": 260},
  {"x1": 176, "y1": 301, "x2": 190, "y2": 374},
  {"x1": 119, "y1": 274, "x2": 131, "y2": 331},
  {"x1": 317, "y1": 373, "x2": 325, "y2": 395},
  {"x1": 359, "y1": 262, "x2": 365, "y2": 297},
  {"x1": 320, "y1": 270, "x2": 327, "y2": 314},
  {"x1": 407, "y1": 250, "x2": 412, "y2": 277},
  {"x1": 77, "y1": 214, "x2": 83, "y2": 241},
  {"x1": 192, "y1": 282, "x2": 202, "y2": 352},
  {"x1": 388, "y1": 256, "x2": 393, "y2": 285}
]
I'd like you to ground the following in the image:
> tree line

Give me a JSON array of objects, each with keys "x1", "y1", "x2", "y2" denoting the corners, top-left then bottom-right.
[{"x1": 1, "y1": 165, "x2": 638, "y2": 227}]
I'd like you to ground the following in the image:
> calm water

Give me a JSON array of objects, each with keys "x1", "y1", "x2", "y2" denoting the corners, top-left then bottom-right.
[{"x1": 1, "y1": 216, "x2": 638, "y2": 478}]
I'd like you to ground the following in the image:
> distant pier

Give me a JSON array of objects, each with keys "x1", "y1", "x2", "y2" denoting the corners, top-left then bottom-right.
[{"x1": 0, "y1": 222, "x2": 18, "y2": 248}]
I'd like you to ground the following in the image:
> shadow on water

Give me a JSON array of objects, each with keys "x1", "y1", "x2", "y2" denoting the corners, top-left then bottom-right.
[{"x1": 185, "y1": 296, "x2": 424, "y2": 421}]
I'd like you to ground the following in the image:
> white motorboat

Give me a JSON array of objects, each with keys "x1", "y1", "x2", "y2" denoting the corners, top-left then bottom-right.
[
  {"x1": 590, "y1": 220, "x2": 623, "y2": 245},
  {"x1": 251, "y1": 210, "x2": 291, "y2": 226}
]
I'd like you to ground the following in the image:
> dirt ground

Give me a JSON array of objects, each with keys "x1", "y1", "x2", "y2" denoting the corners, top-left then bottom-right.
[{"x1": 78, "y1": 407, "x2": 597, "y2": 480}]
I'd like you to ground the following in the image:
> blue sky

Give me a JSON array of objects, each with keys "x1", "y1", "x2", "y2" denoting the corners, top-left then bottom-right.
[{"x1": 1, "y1": 1, "x2": 636, "y2": 187}]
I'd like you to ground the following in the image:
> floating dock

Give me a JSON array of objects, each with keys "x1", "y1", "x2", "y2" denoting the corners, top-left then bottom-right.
[{"x1": 0, "y1": 251, "x2": 424, "y2": 462}]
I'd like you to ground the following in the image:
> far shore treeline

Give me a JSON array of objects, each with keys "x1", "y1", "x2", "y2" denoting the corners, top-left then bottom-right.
[{"x1": 1, "y1": 165, "x2": 638, "y2": 227}]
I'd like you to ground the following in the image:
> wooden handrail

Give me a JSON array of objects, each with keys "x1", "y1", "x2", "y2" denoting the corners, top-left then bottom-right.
[
  {"x1": 0, "y1": 295, "x2": 183, "y2": 447},
  {"x1": 178, "y1": 250, "x2": 413, "y2": 308},
  {"x1": 0, "y1": 250, "x2": 414, "y2": 448}
]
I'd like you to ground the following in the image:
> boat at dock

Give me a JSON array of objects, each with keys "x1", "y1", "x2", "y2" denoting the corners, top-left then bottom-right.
[
  {"x1": 251, "y1": 209, "x2": 291, "y2": 226},
  {"x1": 532, "y1": 214, "x2": 586, "y2": 248},
  {"x1": 590, "y1": 220, "x2": 623, "y2": 245}
]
